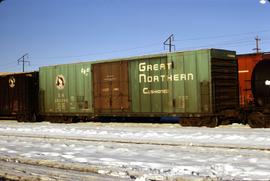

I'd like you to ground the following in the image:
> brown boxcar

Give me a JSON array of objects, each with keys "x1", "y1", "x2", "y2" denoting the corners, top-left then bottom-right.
[{"x1": 0, "y1": 72, "x2": 39, "y2": 121}]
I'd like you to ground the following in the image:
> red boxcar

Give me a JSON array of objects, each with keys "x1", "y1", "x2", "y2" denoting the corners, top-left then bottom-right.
[{"x1": 237, "y1": 53, "x2": 264, "y2": 107}]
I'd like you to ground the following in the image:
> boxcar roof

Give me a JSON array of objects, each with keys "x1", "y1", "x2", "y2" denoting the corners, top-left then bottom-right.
[
  {"x1": 0, "y1": 72, "x2": 36, "y2": 77},
  {"x1": 39, "y1": 48, "x2": 233, "y2": 68},
  {"x1": 0, "y1": 72, "x2": 11, "y2": 75},
  {"x1": 237, "y1": 51, "x2": 270, "y2": 56}
]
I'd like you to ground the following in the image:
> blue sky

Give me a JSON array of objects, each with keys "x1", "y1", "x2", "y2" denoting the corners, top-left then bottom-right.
[{"x1": 0, "y1": 0, "x2": 270, "y2": 72}]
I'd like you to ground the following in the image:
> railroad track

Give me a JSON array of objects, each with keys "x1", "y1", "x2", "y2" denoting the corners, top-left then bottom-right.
[
  {"x1": 0, "y1": 158, "x2": 131, "y2": 181},
  {"x1": 0, "y1": 132, "x2": 270, "y2": 152},
  {"x1": 0, "y1": 133, "x2": 198, "y2": 181}
]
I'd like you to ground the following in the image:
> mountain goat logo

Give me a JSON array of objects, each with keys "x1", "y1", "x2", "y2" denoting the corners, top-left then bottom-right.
[
  {"x1": 9, "y1": 77, "x2": 15, "y2": 88},
  {"x1": 55, "y1": 75, "x2": 65, "y2": 90}
]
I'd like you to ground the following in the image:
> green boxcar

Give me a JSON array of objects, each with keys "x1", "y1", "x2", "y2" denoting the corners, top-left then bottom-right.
[
  {"x1": 39, "y1": 49, "x2": 238, "y2": 120},
  {"x1": 128, "y1": 49, "x2": 238, "y2": 117},
  {"x1": 39, "y1": 62, "x2": 93, "y2": 117}
]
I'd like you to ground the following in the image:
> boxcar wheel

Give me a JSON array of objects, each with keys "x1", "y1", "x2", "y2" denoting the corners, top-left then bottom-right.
[
  {"x1": 17, "y1": 115, "x2": 26, "y2": 122},
  {"x1": 201, "y1": 117, "x2": 218, "y2": 128},
  {"x1": 179, "y1": 118, "x2": 191, "y2": 126},
  {"x1": 248, "y1": 112, "x2": 265, "y2": 128},
  {"x1": 31, "y1": 113, "x2": 37, "y2": 122},
  {"x1": 180, "y1": 118, "x2": 202, "y2": 127}
]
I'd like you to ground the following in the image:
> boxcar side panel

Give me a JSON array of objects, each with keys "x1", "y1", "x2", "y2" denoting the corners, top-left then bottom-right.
[
  {"x1": 170, "y1": 50, "x2": 211, "y2": 114},
  {"x1": 39, "y1": 62, "x2": 93, "y2": 115},
  {"x1": 169, "y1": 53, "x2": 185, "y2": 113},
  {"x1": 55, "y1": 64, "x2": 69, "y2": 113},
  {"x1": 129, "y1": 50, "x2": 212, "y2": 115},
  {"x1": 75, "y1": 63, "x2": 93, "y2": 113},
  {"x1": 40, "y1": 67, "x2": 55, "y2": 113},
  {"x1": 68, "y1": 64, "x2": 76, "y2": 112},
  {"x1": 129, "y1": 56, "x2": 172, "y2": 114},
  {"x1": 176, "y1": 52, "x2": 199, "y2": 113},
  {"x1": 196, "y1": 50, "x2": 212, "y2": 113},
  {"x1": 0, "y1": 76, "x2": 9, "y2": 115}
]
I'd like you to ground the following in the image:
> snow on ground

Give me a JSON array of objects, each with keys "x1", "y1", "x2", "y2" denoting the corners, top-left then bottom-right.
[
  {"x1": 0, "y1": 121, "x2": 269, "y2": 149},
  {"x1": 0, "y1": 121, "x2": 270, "y2": 180}
]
